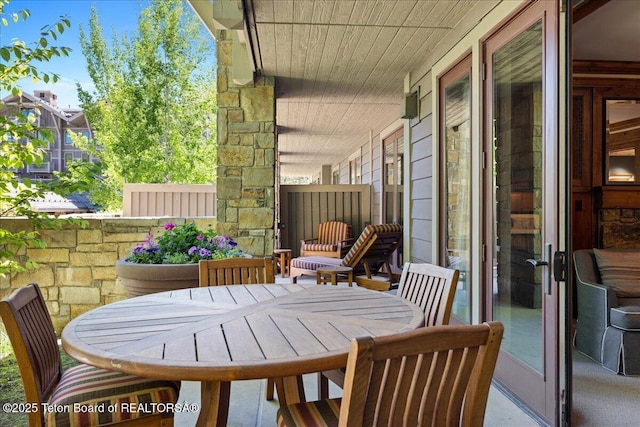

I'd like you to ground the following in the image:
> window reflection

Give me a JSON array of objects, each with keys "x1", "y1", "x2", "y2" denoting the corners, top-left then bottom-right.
[
  {"x1": 443, "y1": 68, "x2": 471, "y2": 324},
  {"x1": 606, "y1": 100, "x2": 640, "y2": 184}
]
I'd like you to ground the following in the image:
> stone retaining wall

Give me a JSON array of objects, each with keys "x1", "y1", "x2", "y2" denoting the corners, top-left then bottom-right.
[{"x1": 0, "y1": 217, "x2": 216, "y2": 333}]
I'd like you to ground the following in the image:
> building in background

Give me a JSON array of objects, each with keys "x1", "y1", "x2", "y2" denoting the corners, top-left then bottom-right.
[
  {"x1": 2, "y1": 90, "x2": 98, "y2": 213},
  {"x1": 1, "y1": 90, "x2": 95, "y2": 182}
]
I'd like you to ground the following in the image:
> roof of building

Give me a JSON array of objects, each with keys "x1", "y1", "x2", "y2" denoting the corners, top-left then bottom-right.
[
  {"x1": 1, "y1": 92, "x2": 81, "y2": 121},
  {"x1": 29, "y1": 192, "x2": 97, "y2": 214}
]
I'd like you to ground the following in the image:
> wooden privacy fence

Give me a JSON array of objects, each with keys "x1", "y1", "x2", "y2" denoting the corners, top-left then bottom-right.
[
  {"x1": 123, "y1": 184, "x2": 216, "y2": 217},
  {"x1": 279, "y1": 184, "x2": 371, "y2": 257}
]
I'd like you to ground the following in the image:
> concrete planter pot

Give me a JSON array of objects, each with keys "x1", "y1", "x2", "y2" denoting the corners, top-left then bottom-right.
[{"x1": 116, "y1": 259, "x2": 199, "y2": 297}]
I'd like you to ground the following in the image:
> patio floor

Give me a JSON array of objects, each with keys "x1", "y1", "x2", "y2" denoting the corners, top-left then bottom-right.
[{"x1": 173, "y1": 274, "x2": 540, "y2": 426}]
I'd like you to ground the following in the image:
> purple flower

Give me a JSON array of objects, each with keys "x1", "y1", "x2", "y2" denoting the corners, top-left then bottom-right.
[{"x1": 126, "y1": 221, "x2": 242, "y2": 264}]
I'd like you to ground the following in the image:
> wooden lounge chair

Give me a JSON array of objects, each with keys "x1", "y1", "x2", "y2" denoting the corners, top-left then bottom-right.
[
  {"x1": 290, "y1": 223, "x2": 403, "y2": 291},
  {"x1": 277, "y1": 322, "x2": 504, "y2": 427},
  {"x1": 299, "y1": 221, "x2": 351, "y2": 258},
  {"x1": 0, "y1": 283, "x2": 180, "y2": 427},
  {"x1": 199, "y1": 257, "x2": 274, "y2": 286},
  {"x1": 318, "y1": 262, "x2": 460, "y2": 399}
]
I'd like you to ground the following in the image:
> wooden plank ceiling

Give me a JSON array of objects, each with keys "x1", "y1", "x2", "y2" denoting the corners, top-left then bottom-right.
[{"x1": 247, "y1": 0, "x2": 478, "y2": 177}]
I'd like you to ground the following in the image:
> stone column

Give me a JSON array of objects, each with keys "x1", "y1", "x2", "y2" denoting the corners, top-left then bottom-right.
[{"x1": 216, "y1": 30, "x2": 276, "y2": 256}]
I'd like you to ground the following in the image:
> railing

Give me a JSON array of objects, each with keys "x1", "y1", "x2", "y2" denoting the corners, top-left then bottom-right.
[
  {"x1": 27, "y1": 161, "x2": 51, "y2": 173},
  {"x1": 123, "y1": 183, "x2": 217, "y2": 217}
]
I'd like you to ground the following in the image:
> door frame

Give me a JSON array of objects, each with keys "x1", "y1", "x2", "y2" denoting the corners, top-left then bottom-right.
[{"x1": 481, "y1": 1, "x2": 560, "y2": 424}]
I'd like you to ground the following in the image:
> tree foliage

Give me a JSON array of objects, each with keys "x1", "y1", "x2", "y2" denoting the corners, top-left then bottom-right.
[
  {"x1": 0, "y1": 0, "x2": 85, "y2": 277},
  {"x1": 75, "y1": 0, "x2": 218, "y2": 211}
]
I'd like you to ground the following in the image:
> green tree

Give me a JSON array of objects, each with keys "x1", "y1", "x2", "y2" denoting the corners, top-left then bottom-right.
[
  {"x1": 0, "y1": 0, "x2": 84, "y2": 277},
  {"x1": 75, "y1": 0, "x2": 217, "y2": 211}
]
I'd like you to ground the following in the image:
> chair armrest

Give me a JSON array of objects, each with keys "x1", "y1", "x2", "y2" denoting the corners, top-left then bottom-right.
[
  {"x1": 301, "y1": 238, "x2": 319, "y2": 245},
  {"x1": 575, "y1": 279, "x2": 618, "y2": 363}
]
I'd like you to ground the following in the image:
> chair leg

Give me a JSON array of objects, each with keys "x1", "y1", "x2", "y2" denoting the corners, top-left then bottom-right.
[
  {"x1": 317, "y1": 372, "x2": 329, "y2": 400},
  {"x1": 266, "y1": 378, "x2": 275, "y2": 400}
]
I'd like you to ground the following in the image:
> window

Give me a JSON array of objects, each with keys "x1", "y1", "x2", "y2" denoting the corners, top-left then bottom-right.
[
  {"x1": 64, "y1": 153, "x2": 73, "y2": 170},
  {"x1": 65, "y1": 130, "x2": 73, "y2": 145},
  {"x1": 332, "y1": 169, "x2": 340, "y2": 184},
  {"x1": 47, "y1": 132, "x2": 57, "y2": 149},
  {"x1": 605, "y1": 100, "x2": 640, "y2": 183},
  {"x1": 382, "y1": 128, "x2": 404, "y2": 272},
  {"x1": 383, "y1": 128, "x2": 403, "y2": 224},
  {"x1": 349, "y1": 156, "x2": 361, "y2": 184}
]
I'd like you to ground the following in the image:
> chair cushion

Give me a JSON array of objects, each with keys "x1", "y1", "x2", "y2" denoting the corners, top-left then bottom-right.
[
  {"x1": 610, "y1": 306, "x2": 640, "y2": 331},
  {"x1": 277, "y1": 398, "x2": 341, "y2": 427},
  {"x1": 291, "y1": 256, "x2": 343, "y2": 271},
  {"x1": 593, "y1": 249, "x2": 640, "y2": 298},
  {"x1": 317, "y1": 222, "x2": 349, "y2": 244},
  {"x1": 47, "y1": 364, "x2": 180, "y2": 426}
]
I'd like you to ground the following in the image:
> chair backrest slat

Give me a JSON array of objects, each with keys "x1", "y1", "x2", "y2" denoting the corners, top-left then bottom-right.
[
  {"x1": 397, "y1": 262, "x2": 459, "y2": 327},
  {"x1": 199, "y1": 257, "x2": 275, "y2": 286},
  {"x1": 339, "y1": 322, "x2": 503, "y2": 427},
  {"x1": 0, "y1": 283, "x2": 62, "y2": 426}
]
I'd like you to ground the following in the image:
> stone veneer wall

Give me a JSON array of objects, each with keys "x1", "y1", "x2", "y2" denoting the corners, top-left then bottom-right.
[
  {"x1": 0, "y1": 217, "x2": 215, "y2": 333},
  {"x1": 600, "y1": 209, "x2": 640, "y2": 248},
  {"x1": 216, "y1": 30, "x2": 276, "y2": 257}
]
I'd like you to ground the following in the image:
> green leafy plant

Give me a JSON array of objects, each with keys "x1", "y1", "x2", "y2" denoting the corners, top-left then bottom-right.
[
  {"x1": 73, "y1": 0, "x2": 218, "y2": 211},
  {"x1": 1, "y1": 0, "x2": 86, "y2": 277},
  {"x1": 125, "y1": 222, "x2": 243, "y2": 264}
]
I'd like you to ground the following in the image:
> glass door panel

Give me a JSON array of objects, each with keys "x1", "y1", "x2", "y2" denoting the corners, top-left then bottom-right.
[
  {"x1": 442, "y1": 59, "x2": 472, "y2": 324},
  {"x1": 491, "y1": 19, "x2": 544, "y2": 372},
  {"x1": 384, "y1": 129, "x2": 404, "y2": 272}
]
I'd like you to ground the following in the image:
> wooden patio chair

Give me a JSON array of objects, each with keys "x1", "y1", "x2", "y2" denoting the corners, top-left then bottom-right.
[
  {"x1": 0, "y1": 283, "x2": 180, "y2": 427},
  {"x1": 290, "y1": 224, "x2": 403, "y2": 291},
  {"x1": 277, "y1": 322, "x2": 503, "y2": 427},
  {"x1": 198, "y1": 257, "x2": 275, "y2": 286},
  {"x1": 300, "y1": 221, "x2": 351, "y2": 258},
  {"x1": 318, "y1": 262, "x2": 460, "y2": 399}
]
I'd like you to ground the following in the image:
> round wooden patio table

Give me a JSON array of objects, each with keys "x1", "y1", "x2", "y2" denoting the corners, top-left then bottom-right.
[{"x1": 62, "y1": 283, "x2": 424, "y2": 427}]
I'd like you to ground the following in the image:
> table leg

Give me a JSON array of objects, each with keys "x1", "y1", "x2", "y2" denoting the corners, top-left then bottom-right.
[
  {"x1": 280, "y1": 252, "x2": 286, "y2": 278},
  {"x1": 330, "y1": 272, "x2": 337, "y2": 286},
  {"x1": 274, "y1": 375, "x2": 306, "y2": 407},
  {"x1": 198, "y1": 381, "x2": 231, "y2": 427}
]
